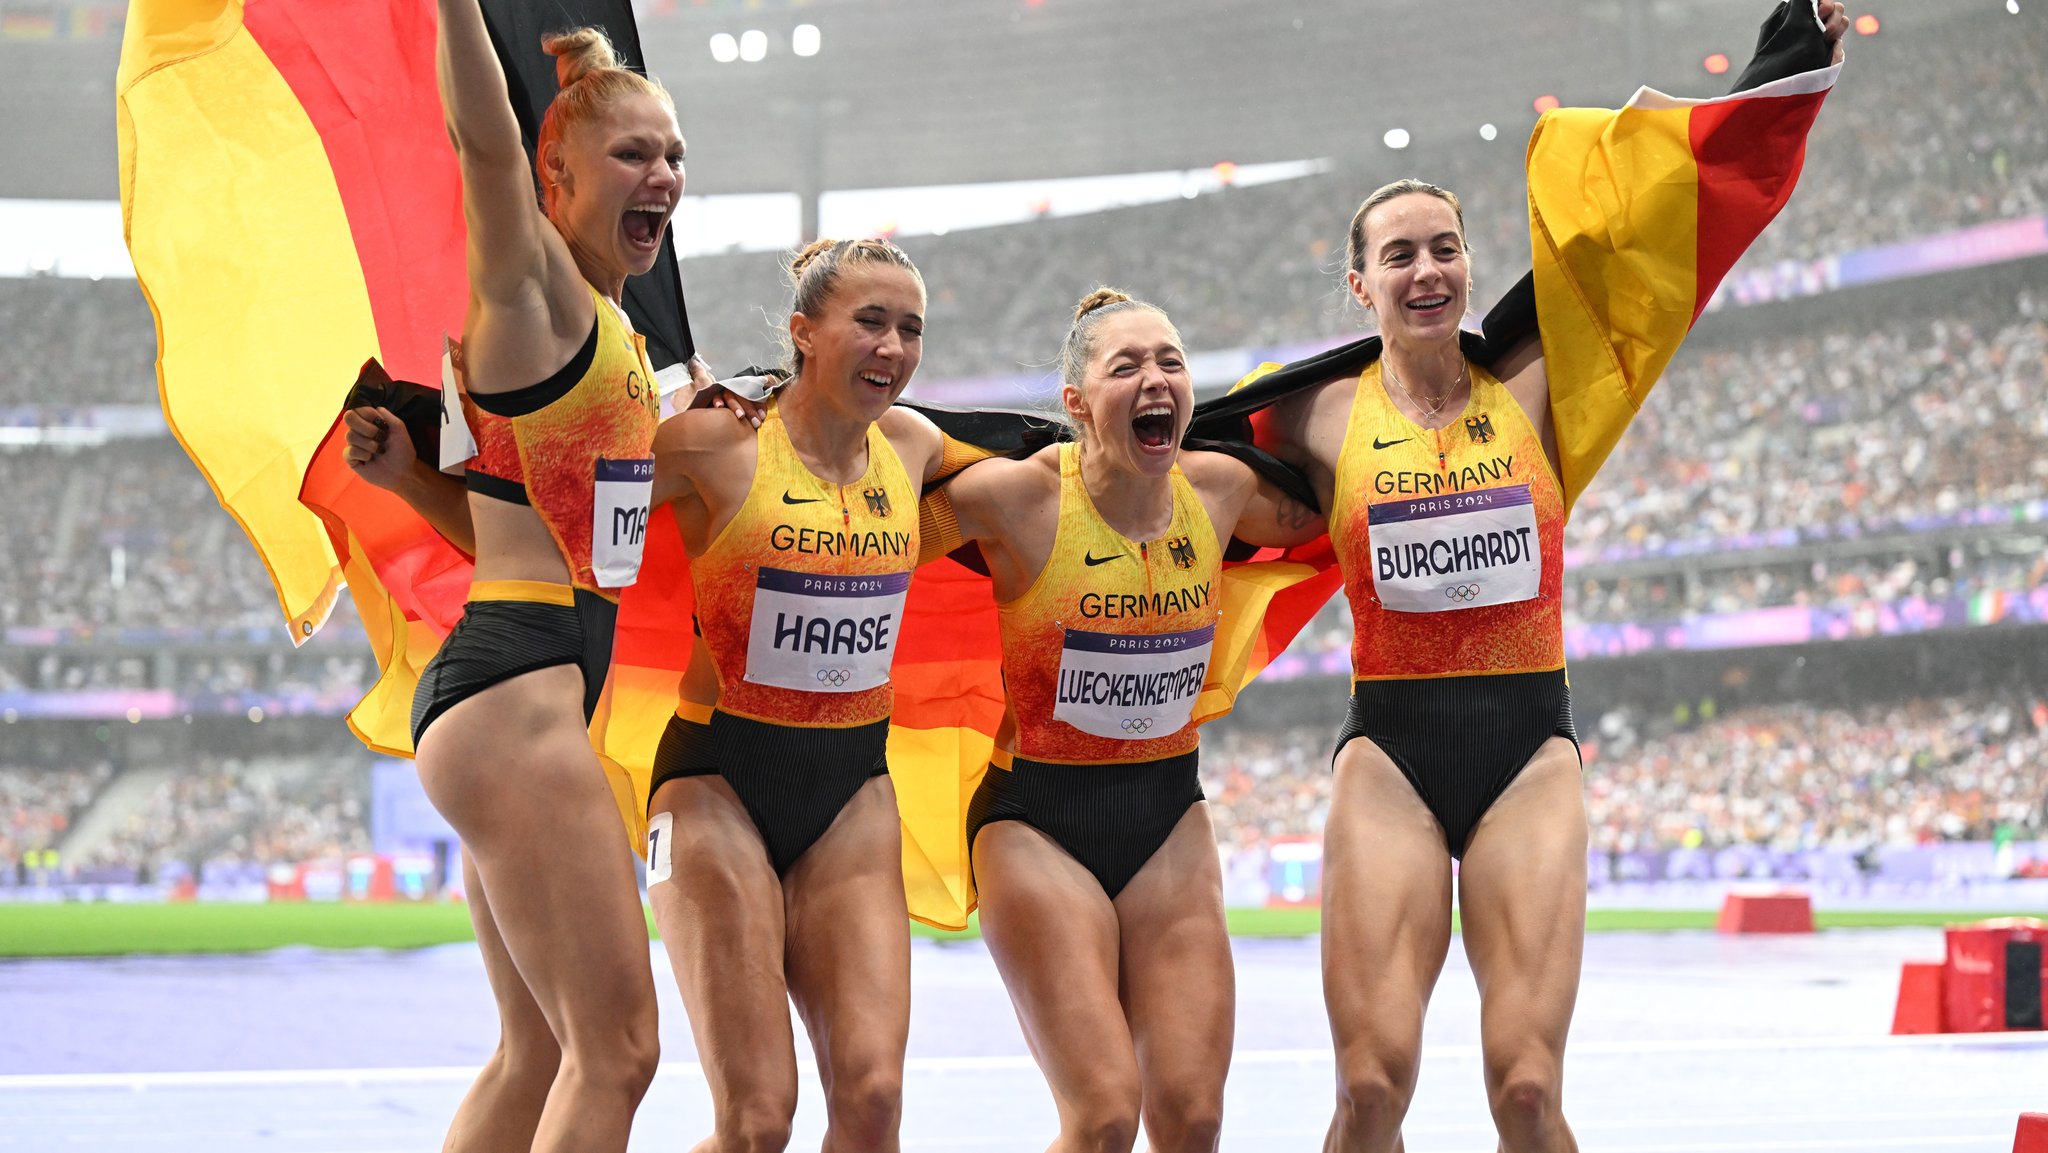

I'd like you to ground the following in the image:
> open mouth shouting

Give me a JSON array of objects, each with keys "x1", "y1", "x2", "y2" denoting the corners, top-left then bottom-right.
[
  {"x1": 622, "y1": 201, "x2": 671, "y2": 255},
  {"x1": 1131, "y1": 402, "x2": 1176, "y2": 453}
]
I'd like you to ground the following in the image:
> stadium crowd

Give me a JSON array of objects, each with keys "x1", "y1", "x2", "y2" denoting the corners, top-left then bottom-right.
[
  {"x1": 5, "y1": 289, "x2": 2043, "y2": 638},
  {"x1": 76, "y1": 756, "x2": 370, "y2": 880},
  {"x1": 1570, "y1": 293, "x2": 2048, "y2": 557},
  {"x1": 1203, "y1": 694, "x2": 2048, "y2": 859},
  {"x1": 0, "y1": 762, "x2": 110, "y2": 879}
]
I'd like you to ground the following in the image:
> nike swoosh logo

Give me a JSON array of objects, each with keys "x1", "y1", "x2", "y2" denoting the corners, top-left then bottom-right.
[
  {"x1": 781, "y1": 491, "x2": 823, "y2": 505},
  {"x1": 1083, "y1": 552, "x2": 1126, "y2": 567},
  {"x1": 1373, "y1": 436, "x2": 1412, "y2": 450}
]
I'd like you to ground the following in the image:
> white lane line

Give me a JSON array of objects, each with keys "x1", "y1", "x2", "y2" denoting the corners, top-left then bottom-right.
[{"x1": 0, "y1": 1031, "x2": 2038, "y2": 1090}]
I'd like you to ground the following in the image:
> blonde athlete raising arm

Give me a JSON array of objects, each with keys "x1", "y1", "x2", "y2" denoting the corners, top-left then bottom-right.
[{"x1": 347, "y1": 5, "x2": 704, "y2": 1151}]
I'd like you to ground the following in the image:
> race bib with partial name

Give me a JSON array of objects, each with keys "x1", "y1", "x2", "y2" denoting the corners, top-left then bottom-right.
[{"x1": 591, "y1": 457, "x2": 655, "y2": 588}]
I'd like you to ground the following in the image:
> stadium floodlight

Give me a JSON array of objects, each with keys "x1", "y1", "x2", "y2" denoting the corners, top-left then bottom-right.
[
  {"x1": 1480, "y1": 123, "x2": 1498, "y2": 141},
  {"x1": 739, "y1": 29, "x2": 768, "y2": 61},
  {"x1": 1703, "y1": 52, "x2": 1731, "y2": 75},
  {"x1": 1854, "y1": 13, "x2": 1880, "y2": 34},
  {"x1": 1383, "y1": 128, "x2": 1411, "y2": 150},
  {"x1": 709, "y1": 33, "x2": 738, "y2": 63},
  {"x1": 793, "y1": 24, "x2": 821, "y2": 57},
  {"x1": 2007, "y1": 0, "x2": 2019, "y2": 13},
  {"x1": 1533, "y1": 95, "x2": 1560, "y2": 113}
]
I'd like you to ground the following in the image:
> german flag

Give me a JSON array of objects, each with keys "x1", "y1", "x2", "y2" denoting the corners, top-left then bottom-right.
[
  {"x1": 1198, "y1": 1, "x2": 1837, "y2": 518},
  {"x1": 1529, "y1": 0, "x2": 1837, "y2": 510},
  {"x1": 118, "y1": 0, "x2": 691, "y2": 785},
  {"x1": 117, "y1": 0, "x2": 471, "y2": 753}
]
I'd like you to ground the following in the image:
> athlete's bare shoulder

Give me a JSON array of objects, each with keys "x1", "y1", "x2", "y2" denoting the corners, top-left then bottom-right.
[
  {"x1": 1177, "y1": 447, "x2": 1255, "y2": 497},
  {"x1": 878, "y1": 405, "x2": 945, "y2": 482},
  {"x1": 655, "y1": 405, "x2": 756, "y2": 459}
]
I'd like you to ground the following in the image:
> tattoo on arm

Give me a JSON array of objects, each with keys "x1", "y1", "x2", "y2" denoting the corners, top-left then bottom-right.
[{"x1": 1276, "y1": 496, "x2": 1315, "y2": 532}]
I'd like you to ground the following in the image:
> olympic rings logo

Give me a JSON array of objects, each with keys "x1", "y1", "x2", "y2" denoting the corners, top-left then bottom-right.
[
  {"x1": 1445, "y1": 583, "x2": 1483, "y2": 602},
  {"x1": 1120, "y1": 717, "x2": 1155, "y2": 734},
  {"x1": 816, "y1": 668, "x2": 853, "y2": 687}
]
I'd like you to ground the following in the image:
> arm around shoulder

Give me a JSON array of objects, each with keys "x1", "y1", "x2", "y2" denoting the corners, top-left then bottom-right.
[{"x1": 1184, "y1": 450, "x2": 1323, "y2": 550}]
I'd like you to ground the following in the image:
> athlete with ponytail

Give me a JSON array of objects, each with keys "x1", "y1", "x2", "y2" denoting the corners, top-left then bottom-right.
[
  {"x1": 643, "y1": 237, "x2": 948, "y2": 1153},
  {"x1": 921, "y1": 288, "x2": 1322, "y2": 1153},
  {"x1": 340, "y1": 6, "x2": 683, "y2": 1150}
]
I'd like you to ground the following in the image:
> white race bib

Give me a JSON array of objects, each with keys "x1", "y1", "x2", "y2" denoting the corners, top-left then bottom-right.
[
  {"x1": 591, "y1": 457, "x2": 655, "y2": 588},
  {"x1": 744, "y1": 568, "x2": 911, "y2": 692},
  {"x1": 1052, "y1": 623, "x2": 1214, "y2": 740},
  {"x1": 1368, "y1": 483, "x2": 1541, "y2": 612},
  {"x1": 645, "y1": 811, "x2": 673, "y2": 885},
  {"x1": 439, "y1": 335, "x2": 477, "y2": 473}
]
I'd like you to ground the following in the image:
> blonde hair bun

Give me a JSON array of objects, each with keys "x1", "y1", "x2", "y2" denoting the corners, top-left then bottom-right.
[
  {"x1": 542, "y1": 26, "x2": 623, "y2": 90},
  {"x1": 1073, "y1": 287, "x2": 1134, "y2": 323}
]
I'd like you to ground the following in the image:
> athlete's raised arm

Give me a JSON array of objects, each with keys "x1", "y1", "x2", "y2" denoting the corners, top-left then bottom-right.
[{"x1": 436, "y1": 0, "x2": 550, "y2": 314}]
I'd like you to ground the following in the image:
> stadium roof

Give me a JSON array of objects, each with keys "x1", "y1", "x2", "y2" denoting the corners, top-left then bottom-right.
[{"x1": 1, "y1": 0, "x2": 1975, "y2": 200}]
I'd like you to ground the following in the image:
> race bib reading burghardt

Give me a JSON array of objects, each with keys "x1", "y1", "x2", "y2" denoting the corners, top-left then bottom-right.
[
  {"x1": 744, "y1": 568, "x2": 911, "y2": 692},
  {"x1": 1052, "y1": 623, "x2": 1215, "y2": 740},
  {"x1": 591, "y1": 457, "x2": 655, "y2": 588},
  {"x1": 1368, "y1": 483, "x2": 1541, "y2": 612}
]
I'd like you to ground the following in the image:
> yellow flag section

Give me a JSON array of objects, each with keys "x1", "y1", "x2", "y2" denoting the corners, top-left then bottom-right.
[
  {"x1": 119, "y1": 1, "x2": 472, "y2": 755},
  {"x1": 1528, "y1": 61, "x2": 1838, "y2": 513},
  {"x1": 118, "y1": 1, "x2": 365, "y2": 641}
]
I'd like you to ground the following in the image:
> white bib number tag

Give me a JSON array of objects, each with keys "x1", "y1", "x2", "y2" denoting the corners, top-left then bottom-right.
[
  {"x1": 1368, "y1": 483, "x2": 1541, "y2": 612},
  {"x1": 744, "y1": 568, "x2": 911, "y2": 692},
  {"x1": 645, "y1": 811, "x2": 673, "y2": 885},
  {"x1": 1052, "y1": 623, "x2": 1215, "y2": 740},
  {"x1": 592, "y1": 457, "x2": 655, "y2": 588},
  {"x1": 438, "y1": 334, "x2": 477, "y2": 473}
]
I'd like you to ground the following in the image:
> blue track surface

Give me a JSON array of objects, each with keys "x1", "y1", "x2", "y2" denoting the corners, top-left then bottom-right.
[{"x1": 3, "y1": 929, "x2": 2043, "y2": 1151}]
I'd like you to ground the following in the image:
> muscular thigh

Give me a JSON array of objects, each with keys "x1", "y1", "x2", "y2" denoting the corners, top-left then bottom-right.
[
  {"x1": 415, "y1": 667, "x2": 653, "y2": 1043},
  {"x1": 783, "y1": 775, "x2": 911, "y2": 1071},
  {"x1": 1456, "y1": 740, "x2": 1587, "y2": 1045},
  {"x1": 1115, "y1": 803, "x2": 1233, "y2": 1094},
  {"x1": 1321, "y1": 736, "x2": 1455, "y2": 1046},
  {"x1": 974, "y1": 820, "x2": 1136, "y2": 1093},
  {"x1": 647, "y1": 774, "x2": 797, "y2": 1085}
]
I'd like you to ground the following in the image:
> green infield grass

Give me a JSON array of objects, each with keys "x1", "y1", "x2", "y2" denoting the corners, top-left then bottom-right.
[{"x1": 1, "y1": 901, "x2": 2039, "y2": 958}]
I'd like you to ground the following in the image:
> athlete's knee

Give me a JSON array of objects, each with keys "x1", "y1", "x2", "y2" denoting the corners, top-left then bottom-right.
[
  {"x1": 1140, "y1": 1086, "x2": 1223, "y2": 1153},
  {"x1": 563, "y1": 1010, "x2": 659, "y2": 1103},
  {"x1": 719, "y1": 1103, "x2": 795, "y2": 1153},
  {"x1": 824, "y1": 1067, "x2": 902, "y2": 1144},
  {"x1": 1486, "y1": 1060, "x2": 1564, "y2": 1134},
  {"x1": 1333, "y1": 1050, "x2": 1419, "y2": 1134},
  {"x1": 487, "y1": 1032, "x2": 562, "y2": 1098},
  {"x1": 1066, "y1": 1084, "x2": 1142, "y2": 1153}
]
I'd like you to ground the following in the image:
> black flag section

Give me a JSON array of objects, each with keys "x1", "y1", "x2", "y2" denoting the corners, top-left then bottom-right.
[
  {"x1": 1729, "y1": 0, "x2": 1834, "y2": 95},
  {"x1": 479, "y1": 0, "x2": 696, "y2": 371}
]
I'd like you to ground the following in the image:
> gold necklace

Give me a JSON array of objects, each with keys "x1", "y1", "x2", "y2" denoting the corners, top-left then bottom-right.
[{"x1": 1383, "y1": 358, "x2": 1471, "y2": 425}]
